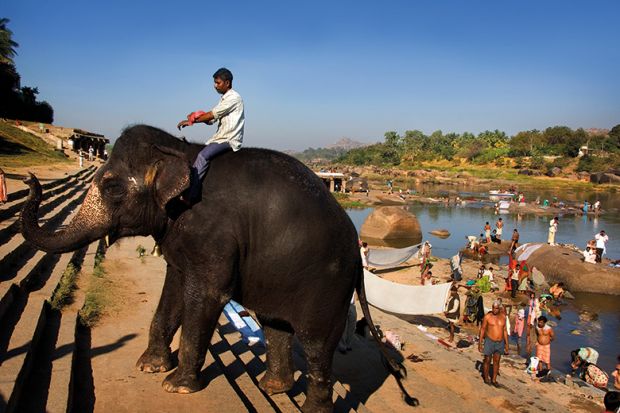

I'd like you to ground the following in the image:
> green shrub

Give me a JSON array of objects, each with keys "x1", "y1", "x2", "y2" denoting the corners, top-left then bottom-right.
[{"x1": 529, "y1": 155, "x2": 545, "y2": 170}]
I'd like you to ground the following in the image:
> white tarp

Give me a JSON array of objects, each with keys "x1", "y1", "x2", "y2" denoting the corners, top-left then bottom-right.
[
  {"x1": 367, "y1": 244, "x2": 421, "y2": 269},
  {"x1": 515, "y1": 243, "x2": 544, "y2": 261},
  {"x1": 363, "y1": 269, "x2": 453, "y2": 315}
]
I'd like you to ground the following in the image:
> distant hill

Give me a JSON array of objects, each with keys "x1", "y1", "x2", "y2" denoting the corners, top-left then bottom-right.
[
  {"x1": 292, "y1": 137, "x2": 370, "y2": 163},
  {"x1": 326, "y1": 137, "x2": 368, "y2": 150}
]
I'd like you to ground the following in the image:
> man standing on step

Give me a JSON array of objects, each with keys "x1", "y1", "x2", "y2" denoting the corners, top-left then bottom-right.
[{"x1": 177, "y1": 67, "x2": 245, "y2": 204}]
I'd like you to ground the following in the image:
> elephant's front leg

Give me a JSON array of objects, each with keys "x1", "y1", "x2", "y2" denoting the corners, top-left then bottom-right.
[
  {"x1": 137, "y1": 264, "x2": 184, "y2": 373},
  {"x1": 161, "y1": 289, "x2": 226, "y2": 394}
]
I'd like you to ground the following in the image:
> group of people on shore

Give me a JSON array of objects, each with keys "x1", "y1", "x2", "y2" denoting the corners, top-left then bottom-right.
[{"x1": 449, "y1": 208, "x2": 618, "y2": 399}]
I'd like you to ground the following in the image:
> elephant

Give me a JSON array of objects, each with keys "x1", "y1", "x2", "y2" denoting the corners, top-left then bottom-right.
[{"x1": 21, "y1": 125, "x2": 416, "y2": 412}]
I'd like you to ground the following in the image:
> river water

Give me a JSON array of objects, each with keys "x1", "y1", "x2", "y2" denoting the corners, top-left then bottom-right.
[{"x1": 346, "y1": 184, "x2": 620, "y2": 377}]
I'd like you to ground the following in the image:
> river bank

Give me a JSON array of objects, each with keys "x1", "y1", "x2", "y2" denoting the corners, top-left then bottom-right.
[{"x1": 367, "y1": 250, "x2": 617, "y2": 401}]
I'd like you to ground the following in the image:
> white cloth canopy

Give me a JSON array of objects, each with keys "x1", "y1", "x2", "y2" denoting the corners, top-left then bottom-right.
[
  {"x1": 363, "y1": 269, "x2": 453, "y2": 315},
  {"x1": 367, "y1": 244, "x2": 421, "y2": 269},
  {"x1": 515, "y1": 243, "x2": 544, "y2": 261}
]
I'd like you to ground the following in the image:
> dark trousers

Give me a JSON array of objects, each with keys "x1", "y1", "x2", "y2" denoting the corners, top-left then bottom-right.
[
  {"x1": 595, "y1": 248, "x2": 603, "y2": 263},
  {"x1": 188, "y1": 142, "x2": 232, "y2": 200},
  {"x1": 511, "y1": 279, "x2": 518, "y2": 298}
]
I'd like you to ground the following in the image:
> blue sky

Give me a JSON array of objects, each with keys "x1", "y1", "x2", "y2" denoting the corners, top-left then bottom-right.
[{"x1": 5, "y1": 0, "x2": 620, "y2": 151}]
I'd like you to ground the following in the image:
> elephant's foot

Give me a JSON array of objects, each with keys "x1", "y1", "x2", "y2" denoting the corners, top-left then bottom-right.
[
  {"x1": 162, "y1": 370, "x2": 202, "y2": 394},
  {"x1": 136, "y1": 348, "x2": 173, "y2": 373},
  {"x1": 259, "y1": 373, "x2": 294, "y2": 395}
]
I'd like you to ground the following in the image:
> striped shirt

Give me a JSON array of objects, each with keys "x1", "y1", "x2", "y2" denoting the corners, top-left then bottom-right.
[{"x1": 206, "y1": 88, "x2": 244, "y2": 151}]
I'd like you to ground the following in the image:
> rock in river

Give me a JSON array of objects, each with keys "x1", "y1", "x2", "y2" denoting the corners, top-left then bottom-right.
[
  {"x1": 430, "y1": 229, "x2": 451, "y2": 238},
  {"x1": 360, "y1": 206, "x2": 422, "y2": 242}
]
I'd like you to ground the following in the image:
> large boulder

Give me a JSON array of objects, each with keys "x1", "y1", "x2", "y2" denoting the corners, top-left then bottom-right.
[
  {"x1": 590, "y1": 172, "x2": 620, "y2": 184},
  {"x1": 546, "y1": 167, "x2": 562, "y2": 177},
  {"x1": 360, "y1": 206, "x2": 422, "y2": 242},
  {"x1": 520, "y1": 244, "x2": 620, "y2": 295}
]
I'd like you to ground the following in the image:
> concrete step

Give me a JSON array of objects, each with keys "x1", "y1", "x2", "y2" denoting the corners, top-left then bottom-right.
[
  {"x1": 0, "y1": 241, "x2": 95, "y2": 412},
  {"x1": 1, "y1": 166, "x2": 94, "y2": 205},
  {"x1": 210, "y1": 322, "x2": 278, "y2": 412},
  {"x1": 0, "y1": 181, "x2": 90, "y2": 286},
  {"x1": 45, "y1": 247, "x2": 90, "y2": 413},
  {"x1": 0, "y1": 166, "x2": 95, "y2": 223},
  {"x1": 0, "y1": 167, "x2": 93, "y2": 246},
  {"x1": 216, "y1": 316, "x2": 301, "y2": 412}
]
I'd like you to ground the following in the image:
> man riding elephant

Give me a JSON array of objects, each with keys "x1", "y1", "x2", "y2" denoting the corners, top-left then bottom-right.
[{"x1": 176, "y1": 67, "x2": 244, "y2": 204}]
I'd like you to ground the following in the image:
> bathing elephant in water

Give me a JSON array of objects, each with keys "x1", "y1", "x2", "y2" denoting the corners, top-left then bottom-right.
[{"x1": 21, "y1": 125, "x2": 415, "y2": 412}]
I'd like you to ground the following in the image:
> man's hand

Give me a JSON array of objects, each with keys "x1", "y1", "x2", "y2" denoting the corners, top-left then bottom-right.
[
  {"x1": 504, "y1": 345, "x2": 509, "y2": 355},
  {"x1": 478, "y1": 341, "x2": 483, "y2": 353},
  {"x1": 177, "y1": 120, "x2": 190, "y2": 130}
]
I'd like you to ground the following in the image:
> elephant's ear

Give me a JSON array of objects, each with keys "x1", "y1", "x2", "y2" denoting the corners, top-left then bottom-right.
[{"x1": 147, "y1": 145, "x2": 191, "y2": 209}]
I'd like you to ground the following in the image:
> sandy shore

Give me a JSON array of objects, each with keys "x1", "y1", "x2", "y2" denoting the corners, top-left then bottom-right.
[{"x1": 357, "y1": 253, "x2": 607, "y2": 412}]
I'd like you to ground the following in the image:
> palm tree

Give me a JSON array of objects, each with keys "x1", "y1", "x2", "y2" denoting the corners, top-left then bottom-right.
[{"x1": 0, "y1": 18, "x2": 19, "y2": 65}]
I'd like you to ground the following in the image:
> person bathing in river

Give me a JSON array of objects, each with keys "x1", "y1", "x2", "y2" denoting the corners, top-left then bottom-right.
[
  {"x1": 549, "y1": 282, "x2": 565, "y2": 300},
  {"x1": 527, "y1": 315, "x2": 555, "y2": 373},
  {"x1": 495, "y1": 217, "x2": 503, "y2": 240},
  {"x1": 479, "y1": 300, "x2": 509, "y2": 386},
  {"x1": 484, "y1": 222, "x2": 492, "y2": 243}
]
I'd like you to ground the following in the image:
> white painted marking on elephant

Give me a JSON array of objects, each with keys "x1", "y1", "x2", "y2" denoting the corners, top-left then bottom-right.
[{"x1": 128, "y1": 176, "x2": 138, "y2": 185}]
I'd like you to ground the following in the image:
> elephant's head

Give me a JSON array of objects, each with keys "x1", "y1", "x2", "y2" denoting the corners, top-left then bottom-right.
[{"x1": 21, "y1": 125, "x2": 192, "y2": 253}]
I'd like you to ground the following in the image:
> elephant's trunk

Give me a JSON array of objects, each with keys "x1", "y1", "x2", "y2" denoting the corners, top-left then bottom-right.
[{"x1": 21, "y1": 173, "x2": 111, "y2": 254}]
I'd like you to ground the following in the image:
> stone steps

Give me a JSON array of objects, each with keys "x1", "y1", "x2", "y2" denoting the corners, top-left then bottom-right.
[
  {"x1": 0, "y1": 166, "x2": 94, "y2": 221},
  {"x1": 0, "y1": 166, "x2": 95, "y2": 249}
]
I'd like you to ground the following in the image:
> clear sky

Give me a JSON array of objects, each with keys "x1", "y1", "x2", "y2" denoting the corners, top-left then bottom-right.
[{"x1": 5, "y1": 0, "x2": 620, "y2": 151}]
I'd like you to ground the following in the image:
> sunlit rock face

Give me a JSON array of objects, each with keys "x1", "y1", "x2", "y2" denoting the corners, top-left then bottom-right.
[{"x1": 360, "y1": 206, "x2": 422, "y2": 242}]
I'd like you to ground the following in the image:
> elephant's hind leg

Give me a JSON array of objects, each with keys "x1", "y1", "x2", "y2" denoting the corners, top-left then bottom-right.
[
  {"x1": 137, "y1": 264, "x2": 184, "y2": 373},
  {"x1": 257, "y1": 317, "x2": 295, "y2": 395},
  {"x1": 298, "y1": 339, "x2": 335, "y2": 413}
]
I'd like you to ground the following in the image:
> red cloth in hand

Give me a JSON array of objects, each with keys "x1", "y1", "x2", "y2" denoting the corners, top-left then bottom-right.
[{"x1": 187, "y1": 111, "x2": 207, "y2": 126}]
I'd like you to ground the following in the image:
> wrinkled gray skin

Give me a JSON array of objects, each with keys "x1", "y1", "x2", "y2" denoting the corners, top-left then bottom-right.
[{"x1": 21, "y1": 125, "x2": 415, "y2": 412}]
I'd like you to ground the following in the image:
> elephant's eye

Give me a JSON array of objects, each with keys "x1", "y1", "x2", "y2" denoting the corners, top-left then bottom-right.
[{"x1": 102, "y1": 180, "x2": 126, "y2": 199}]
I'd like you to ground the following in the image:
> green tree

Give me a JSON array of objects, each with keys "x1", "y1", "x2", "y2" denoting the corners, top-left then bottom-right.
[
  {"x1": 478, "y1": 130, "x2": 508, "y2": 148},
  {"x1": 0, "y1": 18, "x2": 18, "y2": 65},
  {"x1": 509, "y1": 130, "x2": 543, "y2": 156}
]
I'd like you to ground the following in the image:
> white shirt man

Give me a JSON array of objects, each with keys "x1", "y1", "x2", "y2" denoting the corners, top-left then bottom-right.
[
  {"x1": 207, "y1": 88, "x2": 244, "y2": 151},
  {"x1": 594, "y1": 231, "x2": 608, "y2": 262}
]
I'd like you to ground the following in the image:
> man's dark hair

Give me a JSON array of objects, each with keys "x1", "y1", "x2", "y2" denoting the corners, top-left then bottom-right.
[
  {"x1": 213, "y1": 68, "x2": 233, "y2": 83},
  {"x1": 604, "y1": 391, "x2": 620, "y2": 411},
  {"x1": 538, "y1": 315, "x2": 548, "y2": 323}
]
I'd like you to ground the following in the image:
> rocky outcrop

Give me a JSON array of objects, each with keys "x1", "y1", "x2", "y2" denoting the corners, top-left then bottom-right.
[
  {"x1": 360, "y1": 206, "x2": 422, "y2": 242},
  {"x1": 545, "y1": 167, "x2": 562, "y2": 177},
  {"x1": 520, "y1": 244, "x2": 620, "y2": 295},
  {"x1": 590, "y1": 172, "x2": 620, "y2": 185}
]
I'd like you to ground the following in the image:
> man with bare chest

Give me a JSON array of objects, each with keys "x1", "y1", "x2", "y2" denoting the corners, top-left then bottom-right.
[
  {"x1": 527, "y1": 315, "x2": 555, "y2": 371},
  {"x1": 479, "y1": 300, "x2": 509, "y2": 386}
]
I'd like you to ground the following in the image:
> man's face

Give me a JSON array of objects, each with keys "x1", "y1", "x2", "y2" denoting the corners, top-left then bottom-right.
[
  {"x1": 537, "y1": 320, "x2": 546, "y2": 328},
  {"x1": 492, "y1": 305, "x2": 500, "y2": 315},
  {"x1": 213, "y1": 77, "x2": 231, "y2": 94}
]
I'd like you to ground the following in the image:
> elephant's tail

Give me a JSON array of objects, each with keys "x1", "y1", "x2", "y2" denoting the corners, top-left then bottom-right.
[{"x1": 355, "y1": 267, "x2": 419, "y2": 407}]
